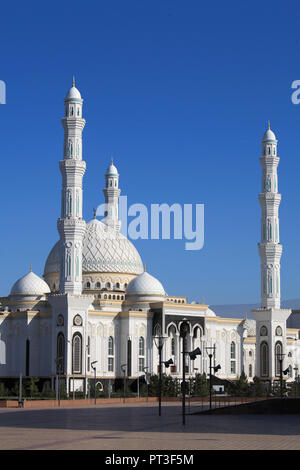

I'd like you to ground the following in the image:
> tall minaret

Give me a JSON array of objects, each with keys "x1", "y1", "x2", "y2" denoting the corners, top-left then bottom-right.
[
  {"x1": 102, "y1": 158, "x2": 121, "y2": 231},
  {"x1": 259, "y1": 122, "x2": 281, "y2": 309},
  {"x1": 57, "y1": 79, "x2": 86, "y2": 295},
  {"x1": 252, "y1": 123, "x2": 291, "y2": 380}
]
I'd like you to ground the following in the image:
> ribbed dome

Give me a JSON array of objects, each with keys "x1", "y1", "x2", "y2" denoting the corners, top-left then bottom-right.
[
  {"x1": 126, "y1": 271, "x2": 165, "y2": 296},
  {"x1": 44, "y1": 219, "x2": 143, "y2": 276},
  {"x1": 65, "y1": 86, "x2": 82, "y2": 100},
  {"x1": 11, "y1": 270, "x2": 51, "y2": 296}
]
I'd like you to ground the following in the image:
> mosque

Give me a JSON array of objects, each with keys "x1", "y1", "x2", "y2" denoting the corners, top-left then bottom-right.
[{"x1": 0, "y1": 81, "x2": 299, "y2": 394}]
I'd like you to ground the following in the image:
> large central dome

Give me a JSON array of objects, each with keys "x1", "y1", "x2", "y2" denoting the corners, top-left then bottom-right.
[{"x1": 44, "y1": 218, "x2": 144, "y2": 280}]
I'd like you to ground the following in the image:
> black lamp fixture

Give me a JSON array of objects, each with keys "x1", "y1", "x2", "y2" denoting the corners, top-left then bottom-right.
[
  {"x1": 188, "y1": 347, "x2": 201, "y2": 361},
  {"x1": 163, "y1": 358, "x2": 174, "y2": 368}
]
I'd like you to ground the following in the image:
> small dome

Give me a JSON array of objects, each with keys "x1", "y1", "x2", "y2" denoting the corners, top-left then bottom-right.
[
  {"x1": 106, "y1": 159, "x2": 118, "y2": 176},
  {"x1": 11, "y1": 270, "x2": 51, "y2": 296},
  {"x1": 262, "y1": 123, "x2": 276, "y2": 142},
  {"x1": 65, "y1": 82, "x2": 82, "y2": 100},
  {"x1": 126, "y1": 271, "x2": 165, "y2": 296},
  {"x1": 205, "y1": 307, "x2": 216, "y2": 317}
]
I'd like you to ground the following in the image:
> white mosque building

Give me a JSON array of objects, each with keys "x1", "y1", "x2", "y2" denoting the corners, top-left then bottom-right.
[{"x1": 0, "y1": 82, "x2": 299, "y2": 394}]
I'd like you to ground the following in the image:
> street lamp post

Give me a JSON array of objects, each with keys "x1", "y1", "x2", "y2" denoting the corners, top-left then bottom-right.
[
  {"x1": 153, "y1": 334, "x2": 168, "y2": 417},
  {"x1": 294, "y1": 367, "x2": 299, "y2": 397},
  {"x1": 276, "y1": 353, "x2": 286, "y2": 399},
  {"x1": 180, "y1": 319, "x2": 202, "y2": 425},
  {"x1": 55, "y1": 356, "x2": 63, "y2": 407},
  {"x1": 180, "y1": 321, "x2": 189, "y2": 425},
  {"x1": 143, "y1": 366, "x2": 150, "y2": 401},
  {"x1": 91, "y1": 361, "x2": 98, "y2": 405},
  {"x1": 121, "y1": 364, "x2": 127, "y2": 403},
  {"x1": 206, "y1": 346, "x2": 221, "y2": 410}
]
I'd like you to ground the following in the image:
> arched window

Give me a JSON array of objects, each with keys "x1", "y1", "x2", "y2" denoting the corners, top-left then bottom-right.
[
  {"x1": 96, "y1": 282, "x2": 101, "y2": 288},
  {"x1": 106, "y1": 282, "x2": 111, "y2": 289},
  {"x1": 116, "y1": 283, "x2": 120, "y2": 289},
  {"x1": 171, "y1": 337, "x2": 175, "y2": 356},
  {"x1": 108, "y1": 336, "x2": 114, "y2": 372},
  {"x1": 230, "y1": 341, "x2": 236, "y2": 374},
  {"x1": 57, "y1": 333, "x2": 65, "y2": 374},
  {"x1": 76, "y1": 255, "x2": 79, "y2": 277},
  {"x1": 66, "y1": 252, "x2": 71, "y2": 277},
  {"x1": 230, "y1": 342, "x2": 236, "y2": 359},
  {"x1": 72, "y1": 333, "x2": 82, "y2": 374},
  {"x1": 249, "y1": 363, "x2": 253, "y2": 378},
  {"x1": 108, "y1": 336, "x2": 114, "y2": 356},
  {"x1": 138, "y1": 337, "x2": 145, "y2": 371},
  {"x1": 26, "y1": 339, "x2": 30, "y2": 376},
  {"x1": 260, "y1": 341, "x2": 269, "y2": 377},
  {"x1": 139, "y1": 337, "x2": 145, "y2": 356},
  {"x1": 86, "y1": 282, "x2": 90, "y2": 289},
  {"x1": 275, "y1": 341, "x2": 283, "y2": 377}
]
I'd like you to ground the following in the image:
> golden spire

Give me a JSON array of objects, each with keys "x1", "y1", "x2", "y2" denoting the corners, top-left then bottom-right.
[
  {"x1": 202, "y1": 296, "x2": 205, "y2": 304},
  {"x1": 30, "y1": 264, "x2": 32, "y2": 272},
  {"x1": 73, "y1": 76, "x2": 75, "y2": 88},
  {"x1": 144, "y1": 263, "x2": 146, "y2": 272},
  {"x1": 268, "y1": 120, "x2": 270, "y2": 130}
]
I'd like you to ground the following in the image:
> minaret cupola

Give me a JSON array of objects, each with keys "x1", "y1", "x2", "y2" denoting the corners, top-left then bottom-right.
[
  {"x1": 64, "y1": 77, "x2": 83, "y2": 120},
  {"x1": 261, "y1": 121, "x2": 277, "y2": 157}
]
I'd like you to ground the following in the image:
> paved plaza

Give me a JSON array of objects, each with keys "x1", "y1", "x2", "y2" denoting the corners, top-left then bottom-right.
[{"x1": 0, "y1": 402, "x2": 299, "y2": 450}]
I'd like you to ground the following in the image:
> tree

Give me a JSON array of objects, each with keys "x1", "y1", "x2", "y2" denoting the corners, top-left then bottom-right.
[
  {"x1": 249, "y1": 376, "x2": 266, "y2": 397},
  {"x1": 26, "y1": 377, "x2": 39, "y2": 398},
  {"x1": 234, "y1": 371, "x2": 249, "y2": 396},
  {"x1": 193, "y1": 373, "x2": 209, "y2": 397}
]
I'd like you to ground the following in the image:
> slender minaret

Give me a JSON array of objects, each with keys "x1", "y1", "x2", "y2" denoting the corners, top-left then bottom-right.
[
  {"x1": 57, "y1": 79, "x2": 86, "y2": 295},
  {"x1": 102, "y1": 158, "x2": 121, "y2": 231},
  {"x1": 259, "y1": 122, "x2": 281, "y2": 308},
  {"x1": 252, "y1": 123, "x2": 291, "y2": 380}
]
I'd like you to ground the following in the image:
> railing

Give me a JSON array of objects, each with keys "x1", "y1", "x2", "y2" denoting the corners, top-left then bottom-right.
[{"x1": 187, "y1": 395, "x2": 270, "y2": 414}]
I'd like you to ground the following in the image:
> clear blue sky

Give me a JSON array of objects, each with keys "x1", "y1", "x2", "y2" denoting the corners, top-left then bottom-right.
[{"x1": 1, "y1": 0, "x2": 300, "y2": 304}]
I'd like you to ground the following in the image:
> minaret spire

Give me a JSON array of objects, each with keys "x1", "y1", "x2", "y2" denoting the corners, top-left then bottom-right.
[
  {"x1": 102, "y1": 158, "x2": 121, "y2": 231},
  {"x1": 251, "y1": 123, "x2": 291, "y2": 381},
  {"x1": 258, "y1": 123, "x2": 281, "y2": 308},
  {"x1": 57, "y1": 82, "x2": 87, "y2": 295}
]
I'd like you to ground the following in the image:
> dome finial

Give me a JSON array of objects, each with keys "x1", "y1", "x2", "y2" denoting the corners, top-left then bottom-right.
[
  {"x1": 73, "y1": 76, "x2": 75, "y2": 88},
  {"x1": 144, "y1": 263, "x2": 146, "y2": 272},
  {"x1": 111, "y1": 156, "x2": 114, "y2": 165},
  {"x1": 268, "y1": 120, "x2": 270, "y2": 130},
  {"x1": 30, "y1": 264, "x2": 32, "y2": 272},
  {"x1": 93, "y1": 207, "x2": 96, "y2": 219}
]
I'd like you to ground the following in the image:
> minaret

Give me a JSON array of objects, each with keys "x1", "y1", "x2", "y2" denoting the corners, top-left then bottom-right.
[
  {"x1": 252, "y1": 123, "x2": 291, "y2": 381},
  {"x1": 57, "y1": 79, "x2": 86, "y2": 294},
  {"x1": 102, "y1": 158, "x2": 121, "y2": 231},
  {"x1": 259, "y1": 121, "x2": 281, "y2": 309}
]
